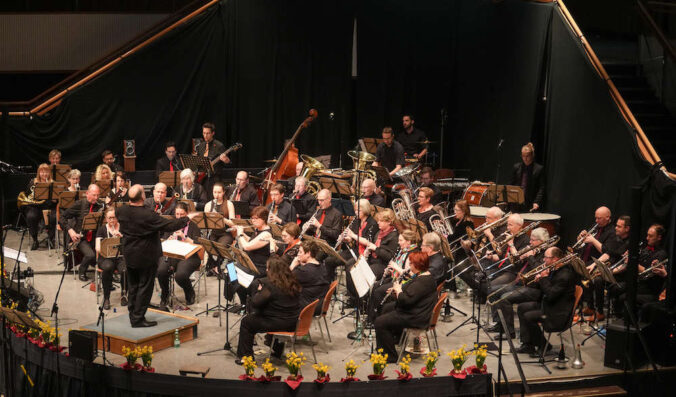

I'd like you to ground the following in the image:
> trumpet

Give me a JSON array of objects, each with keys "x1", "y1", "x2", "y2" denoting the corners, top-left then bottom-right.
[
  {"x1": 638, "y1": 258, "x2": 668, "y2": 280},
  {"x1": 571, "y1": 223, "x2": 599, "y2": 251}
]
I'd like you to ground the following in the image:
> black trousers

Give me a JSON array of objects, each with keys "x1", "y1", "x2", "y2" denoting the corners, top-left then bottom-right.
[
  {"x1": 236, "y1": 314, "x2": 296, "y2": 358},
  {"x1": 325, "y1": 249, "x2": 355, "y2": 282},
  {"x1": 374, "y1": 303, "x2": 407, "y2": 363},
  {"x1": 517, "y1": 301, "x2": 545, "y2": 347},
  {"x1": 491, "y1": 285, "x2": 541, "y2": 333},
  {"x1": 157, "y1": 256, "x2": 200, "y2": 299},
  {"x1": 127, "y1": 263, "x2": 158, "y2": 325},
  {"x1": 78, "y1": 240, "x2": 96, "y2": 276},
  {"x1": 206, "y1": 233, "x2": 234, "y2": 270},
  {"x1": 23, "y1": 206, "x2": 55, "y2": 241},
  {"x1": 99, "y1": 258, "x2": 126, "y2": 299},
  {"x1": 582, "y1": 276, "x2": 605, "y2": 313}
]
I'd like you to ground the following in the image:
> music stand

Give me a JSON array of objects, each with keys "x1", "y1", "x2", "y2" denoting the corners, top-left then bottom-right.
[
  {"x1": 159, "y1": 171, "x2": 181, "y2": 190},
  {"x1": 303, "y1": 235, "x2": 346, "y2": 264},
  {"x1": 179, "y1": 154, "x2": 213, "y2": 175},
  {"x1": 192, "y1": 212, "x2": 226, "y2": 232},
  {"x1": 99, "y1": 237, "x2": 121, "y2": 259},
  {"x1": 58, "y1": 191, "x2": 78, "y2": 209},
  {"x1": 195, "y1": 238, "x2": 233, "y2": 322},
  {"x1": 581, "y1": 258, "x2": 619, "y2": 345},
  {"x1": 94, "y1": 180, "x2": 112, "y2": 197},
  {"x1": 318, "y1": 177, "x2": 352, "y2": 197},
  {"x1": 34, "y1": 182, "x2": 67, "y2": 202},
  {"x1": 231, "y1": 201, "x2": 251, "y2": 218},
  {"x1": 569, "y1": 256, "x2": 592, "y2": 281},
  {"x1": 358, "y1": 138, "x2": 382, "y2": 154},
  {"x1": 229, "y1": 245, "x2": 259, "y2": 275},
  {"x1": 331, "y1": 198, "x2": 356, "y2": 217},
  {"x1": 370, "y1": 166, "x2": 392, "y2": 184},
  {"x1": 50, "y1": 164, "x2": 71, "y2": 183},
  {"x1": 497, "y1": 185, "x2": 525, "y2": 212}
]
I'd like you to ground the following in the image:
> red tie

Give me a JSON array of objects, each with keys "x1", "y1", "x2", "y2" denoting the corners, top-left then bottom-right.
[
  {"x1": 296, "y1": 195, "x2": 302, "y2": 225},
  {"x1": 169, "y1": 162, "x2": 174, "y2": 172},
  {"x1": 314, "y1": 210, "x2": 326, "y2": 238}
]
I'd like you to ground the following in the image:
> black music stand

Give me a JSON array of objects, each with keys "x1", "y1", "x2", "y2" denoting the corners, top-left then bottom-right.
[
  {"x1": 58, "y1": 191, "x2": 78, "y2": 209},
  {"x1": 370, "y1": 165, "x2": 392, "y2": 183},
  {"x1": 331, "y1": 198, "x2": 356, "y2": 217},
  {"x1": 179, "y1": 154, "x2": 213, "y2": 175},
  {"x1": 50, "y1": 164, "x2": 71, "y2": 183},
  {"x1": 195, "y1": 238, "x2": 233, "y2": 324},
  {"x1": 159, "y1": 171, "x2": 181, "y2": 191},
  {"x1": 318, "y1": 177, "x2": 352, "y2": 197},
  {"x1": 231, "y1": 201, "x2": 250, "y2": 218}
]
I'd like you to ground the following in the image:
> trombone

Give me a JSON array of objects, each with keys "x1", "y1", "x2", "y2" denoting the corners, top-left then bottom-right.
[
  {"x1": 481, "y1": 221, "x2": 542, "y2": 274},
  {"x1": 581, "y1": 251, "x2": 628, "y2": 287}
]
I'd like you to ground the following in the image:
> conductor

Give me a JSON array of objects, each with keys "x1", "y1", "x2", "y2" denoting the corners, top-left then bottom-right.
[{"x1": 116, "y1": 185, "x2": 190, "y2": 328}]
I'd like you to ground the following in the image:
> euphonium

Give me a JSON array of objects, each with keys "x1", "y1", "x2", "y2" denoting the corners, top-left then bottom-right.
[
  {"x1": 429, "y1": 205, "x2": 454, "y2": 237},
  {"x1": 17, "y1": 185, "x2": 45, "y2": 208},
  {"x1": 391, "y1": 187, "x2": 415, "y2": 221}
]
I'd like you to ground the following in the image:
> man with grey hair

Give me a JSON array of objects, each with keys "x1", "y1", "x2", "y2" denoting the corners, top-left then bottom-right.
[
  {"x1": 226, "y1": 170, "x2": 260, "y2": 213},
  {"x1": 305, "y1": 189, "x2": 342, "y2": 247},
  {"x1": 361, "y1": 178, "x2": 385, "y2": 207},
  {"x1": 421, "y1": 232, "x2": 448, "y2": 285},
  {"x1": 292, "y1": 176, "x2": 317, "y2": 225}
]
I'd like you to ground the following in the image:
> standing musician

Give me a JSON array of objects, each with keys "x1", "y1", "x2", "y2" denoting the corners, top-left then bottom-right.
[
  {"x1": 486, "y1": 227, "x2": 550, "y2": 340},
  {"x1": 195, "y1": 122, "x2": 231, "y2": 195},
  {"x1": 22, "y1": 163, "x2": 57, "y2": 250},
  {"x1": 361, "y1": 178, "x2": 386, "y2": 207},
  {"x1": 615, "y1": 224, "x2": 668, "y2": 316},
  {"x1": 101, "y1": 149, "x2": 124, "y2": 174},
  {"x1": 415, "y1": 187, "x2": 436, "y2": 232},
  {"x1": 226, "y1": 171, "x2": 260, "y2": 214},
  {"x1": 373, "y1": 127, "x2": 405, "y2": 176},
  {"x1": 59, "y1": 184, "x2": 103, "y2": 281},
  {"x1": 269, "y1": 223, "x2": 302, "y2": 265},
  {"x1": 155, "y1": 141, "x2": 182, "y2": 179},
  {"x1": 235, "y1": 256, "x2": 301, "y2": 365},
  {"x1": 48, "y1": 149, "x2": 62, "y2": 165},
  {"x1": 95, "y1": 208, "x2": 126, "y2": 310},
  {"x1": 204, "y1": 182, "x2": 235, "y2": 274},
  {"x1": 290, "y1": 241, "x2": 329, "y2": 315},
  {"x1": 66, "y1": 169, "x2": 81, "y2": 192},
  {"x1": 304, "y1": 189, "x2": 342, "y2": 247},
  {"x1": 577, "y1": 206, "x2": 614, "y2": 318},
  {"x1": 397, "y1": 114, "x2": 428, "y2": 160},
  {"x1": 267, "y1": 183, "x2": 296, "y2": 225},
  {"x1": 107, "y1": 171, "x2": 129, "y2": 203},
  {"x1": 374, "y1": 251, "x2": 436, "y2": 362},
  {"x1": 144, "y1": 182, "x2": 176, "y2": 215},
  {"x1": 419, "y1": 167, "x2": 443, "y2": 205},
  {"x1": 421, "y1": 232, "x2": 449, "y2": 285},
  {"x1": 291, "y1": 177, "x2": 317, "y2": 225},
  {"x1": 233, "y1": 206, "x2": 273, "y2": 303},
  {"x1": 511, "y1": 143, "x2": 544, "y2": 212},
  {"x1": 157, "y1": 202, "x2": 202, "y2": 309},
  {"x1": 516, "y1": 247, "x2": 577, "y2": 356},
  {"x1": 176, "y1": 169, "x2": 208, "y2": 211},
  {"x1": 116, "y1": 185, "x2": 190, "y2": 328}
]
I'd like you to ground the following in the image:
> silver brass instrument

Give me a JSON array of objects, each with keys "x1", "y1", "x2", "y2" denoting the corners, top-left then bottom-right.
[
  {"x1": 638, "y1": 258, "x2": 668, "y2": 281},
  {"x1": 524, "y1": 253, "x2": 578, "y2": 285},
  {"x1": 391, "y1": 186, "x2": 416, "y2": 221},
  {"x1": 571, "y1": 223, "x2": 599, "y2": 251},
  {"x1": 581, "y1": 251, "x2": 629, "y2": 287},
  {"x1": 429, "y1": 205, "x2": 454, "y2": 237},
  {"x1": 391, "y1": 163, "x2": 421, "y2": 192}
]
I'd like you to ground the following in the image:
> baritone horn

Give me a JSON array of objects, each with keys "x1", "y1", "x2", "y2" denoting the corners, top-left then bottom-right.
[{"x1": 299, "y1": 154, "x2": 325, "y2": 196}]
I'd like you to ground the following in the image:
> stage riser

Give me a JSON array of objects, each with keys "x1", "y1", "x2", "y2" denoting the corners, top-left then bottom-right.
[{"x1": 99, "y1": 325, "x2": 197, "y2": 355}]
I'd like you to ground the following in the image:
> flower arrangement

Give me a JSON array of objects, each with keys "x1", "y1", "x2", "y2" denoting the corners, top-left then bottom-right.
[
  {"x1": 312, "y1": 362, "x2": 330, "y2": 383},
  {"x1": 420, "y1": 350, "x2": 440, "y2": 377},
  {"x1": 140, "y1": 346, "x2": 154, "y2": 372},
  {"x1": 121, "y1": 346, "x2": 142, "y2": 370},
  {"x1": 285, "y1": 351, "x2": 306, "y2": 379},
  {"x1": 242, "y1": 356, "x2": 257, "y2": 377},
  {"x1": 368, "y1": 348, "x2": 388, "y2": 380},
  {"x1": 395, "y1": 354, "x2": 412, "y2": 381},
  {"x1": 262, "y1": 358, "x2": 278, "y2": 378},
  {"x1": 341, "y1": 359, "x2": 360, "y2": 382},
  {"x1": 448, "y1": 345, "x2": 469, "y2": 378},
  {"x1": 475, "y1": 344, "x2": 488, "y2": 370}
]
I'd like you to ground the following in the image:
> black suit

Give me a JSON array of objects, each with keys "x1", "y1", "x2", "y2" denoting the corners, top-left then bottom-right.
[
  {"x1": 143, "y1": 197, "x2": 176, "y2": 215},
  {"x1": 368, "y1": 230, "x2": 399, "y2": 278},
  {"x1": 226, "y1": 183, "x2": 260, "y2": 214},
  {"x1": 511, "y1": 162, "x2": 544, "y2": 210},
  {"x1": 268, "y1": 199, "x2": 296, "y2": 225},
  {"x1": 305, "y1": 206, "x2": 342, "y2": 247},
  {"x1": 294, "y1": 262, "x2": 329, "y2": 315},
  {"x1": 428, "y1": 252, "x2": 448, "y2": 285},
  {"x1": 154, "y1": 156, "x2": 182, "y2": 180},
  {"x1": 59, "y1": 199, "x2": 104, "y2": 277},
  {"x1": 176, "y1": 183, "x2": 208, "y2": 211},
  {"x1": 364, "y1": 193, "x2": 386, "y2": 208},
  {"x1": 116, "y1": 205, "x2": 188, "y2": 326}
]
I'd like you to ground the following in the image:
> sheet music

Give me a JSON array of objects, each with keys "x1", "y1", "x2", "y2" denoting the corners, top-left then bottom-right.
[
  {"x1": 349, "y1": 256, "x2": 376, "y2": 297},
  {"x1": 161, "y1": 239, "x2": 199, "y2": 258},
  {"x1": 235, "y1": 267, "x2": 254, "y2": 288},
  {"x1": 3, "y1": 247, "x2": 27, "y2": 264}
]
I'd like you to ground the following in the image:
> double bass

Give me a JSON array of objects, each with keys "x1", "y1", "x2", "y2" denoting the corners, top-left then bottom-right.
[{"x1": 260, "y1": 109, "x2": 318, "y2": 204}]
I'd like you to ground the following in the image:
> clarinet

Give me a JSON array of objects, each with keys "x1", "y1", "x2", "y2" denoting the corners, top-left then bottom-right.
[
  {"x1": 334, "y1": 216, "x2": 359, "y2": 250},
  {"x1": 300, "y1": 208, "x2": 321, "y2": 237},
  {"x1": 229, "y1": 185, "x2": 238, "y2": 201},
  {"x1": 380, "y1": 268, "x2": 411, "y2": 306},
  {"x1": 379, "y1": 247, "x2": 402, "y2": 286}
]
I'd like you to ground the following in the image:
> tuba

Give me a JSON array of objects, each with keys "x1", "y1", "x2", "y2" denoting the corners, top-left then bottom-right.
[
  {"x1": 347, "y1": 150, "x2": 377, "y2": 189},
  {"x1": 17, "y1": 185, "x2": 45, "y2": 208},
  {"x1": 391, "y1": 186, "x2": 415, "y2": 221},
  {"x1": 299, "y1": 154, "x2": 325, "y2": 197}
]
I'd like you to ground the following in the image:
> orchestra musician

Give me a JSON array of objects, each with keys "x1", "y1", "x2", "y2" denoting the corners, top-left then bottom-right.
[
  {"x1": 59, "y1": 184, "x2": 103, "y2": 281},
  {"x1": 116, "y1": 184, "x2": 190, "y2": 328},
  {"x1": 516, "y1": 247, "x2": 577, "y2": 356},
  {"x1": 373, "y1": 127, "x2": 405, "y2": 176},
  {"x1": 304, "y1": 189, "x2": 342, "y2": 247},
  {"x1": 22, "y1": 163, "x2": 57, "y2": 250},
  {"x1": 93, "y1": 163, "x2": 113, "y2": 185},
  {"x1": 95, "y1": 208, "x2": 126, "y2": 310},
  {"x1": 226, "y1": 170, "x2": 260, "y2": 213},
  {"x1": 101, "y1": 149, "x2": 123, "y2": 174},
  {"x1": 108, "y1": 171, "x2": 129, "y2": 203},
  {"x1": 415, "y1": 187, "x2": 436, "y2": 232},
  {"x1": 269, "y1": 222, "x2": 301, "y2": 265},
  {"x1": 511, "y1": 143, "x2": 544, "y2": 212},
  {"x1": 397, "y1": 114, "x2": 428, "y2": 160},
  {"x1": 448, "y1": 199, "x2": 475, "y2": 244},
  {"x1": 204, "y1": 182, "x2": 235, "y2": 275},
  {"x1": 374, "y1": 251, "x2": 437, "y2": 362},
  {"x1": 144, "y1": 182, "x2": 176, "y2": 215},
  {"x1": 157, "y1": 202, "x2": 202, "y2": 309},
  {"x1": 235, "y1": 256, "x2": 301, "y2": 365},
  {"x1": 195, "y1": 122, "x2": 230, "y2": 195},
  {"x1": 175, "y1": 168, "x2": 208, "y2": 211},
  {"x1": 419, "y1": 167, "x2": 443, "y2": 205},
  {"x1": 66, "y1": 169, "x2": 81, "y2": 192},
  {"x1": 485, "y1": 213, "x2": 530, "y2": 288},
  {"x1": 361, "y1": 178, "x2": 385, "y2": 207},
  {"x1": 48, "y1": 149, "x2": 61, "y2": 165},
  {"x1": 290, "y1": 240, "x2": 329, "y2": 315},
  {"x1": 286, "y1": 161, "x2": 304, "y2": 194},
  {"x1": 267, "y1": 183, "x2": 296, "y2": 225},
  {"x1": 291, "y1": 177, "x2": 317, "y2": 225},
  {"x1": 421, "y1": 232, "x2": 449, "y2": 285},
  {"x1": 155, "y1": 141, "x2": 182, "y2": 179},
  {"x1": 233, "y1": 206, "x2": 273, "y2": 302}
]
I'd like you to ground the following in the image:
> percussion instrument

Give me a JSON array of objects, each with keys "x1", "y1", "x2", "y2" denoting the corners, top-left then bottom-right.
[
  {"x1": 520, "y1": 212, "x2": 560, "y2": 236},
  {"x1": 462, "y1": 182, "x2": 495, "y2": 207},
  {"x1": 469, "y1": 206, "x2": 489, "y2": 228}
]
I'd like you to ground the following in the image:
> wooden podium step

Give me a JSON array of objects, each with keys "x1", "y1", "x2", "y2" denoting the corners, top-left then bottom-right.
[{"x1": 502, "y1": 385, "x2": 627, "y2": 397}]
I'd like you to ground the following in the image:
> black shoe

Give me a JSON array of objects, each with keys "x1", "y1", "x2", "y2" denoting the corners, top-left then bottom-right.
[
  {"x1": 185, "y1": 289, "x2": 196, "y2": 305},
  {"x1": 347, "y1": 331, "x2": 360, "y2": 340},
  {"x1": 512, "y1": 344, "x2": 535, "y2": 355},
  {"x1": 131, "y1": 320, "x2": 158, "y2": 328},
  {"x1": 495, "y1": 331, "x2": 516, "y2": 340},
  {"x1": 31, "y1": 240, "x2": 39, "y2": 251},
  {"x1": 485, "y1": 323, "x2": 503, "y2": 333},
  {"x1": 235, "y1": 358, "x2": 243, "y2": 366},
  {"x1": 120, "y1": 295, "x2": 128, "y2": 306},
  {"x1": 159, "y1": 299, "x2": 170, "y2": 312},
  {"x1": 78, "y1": 274, "x2": 89, "y2": 282},
  {"x1": 103, "y1": 299, "x2": 111, "y2": 310}
]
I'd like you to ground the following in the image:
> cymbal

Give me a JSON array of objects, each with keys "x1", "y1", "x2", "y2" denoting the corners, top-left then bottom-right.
[
  {"x1": 418, "y1": 140, "x2": 437, "y2": 144},
  {"x1": 263, "y1": 158, "x2": 277, "y2": 163}
]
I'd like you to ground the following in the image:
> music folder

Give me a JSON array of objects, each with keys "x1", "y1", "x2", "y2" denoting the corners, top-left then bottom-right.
[
  {"x1": 232, "y1": 201, "x2": 250, "y2": 218},
  {"x1": 349, "y1": 256, "x2": 376, "y2": 298}
]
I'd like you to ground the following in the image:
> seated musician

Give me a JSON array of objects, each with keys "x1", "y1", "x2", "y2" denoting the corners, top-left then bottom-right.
[
  {"x1": 93, "y1": 163, "x2": 113, "y2": 186},
  {"x1": 270, "y1": 222, "x2": 301, "y2": 265},
  {"x1": 415, "y1": 187, "x2": 436, "y2": 231},
  {"x1": 374, "y1": 251, "x2": 437, "y2": 362},
  {"x1": 226, "y1": 171, "x2": 260, "y2": 213},
  {"x1": 108, "y1": 171, "x2": 129, "y2": 203},
  {"x1": 291, "y1": 177, "x2": 317, "y2": 225},
  {"x1": 511, "y1": 143, "x2": 544, "y2": 212},
  {"x1": 59, "y1": 184, "x2": 103, "y2": 281},
  {"x1": 101, "y1": 149, "x2": 124, "y2": 174},
  {"x1": 48, "y1": 149, "x2": 61, "y2": 165},
  {"x1": 516, "y1": 247, "x2": 576, "y2": 356},
  {"x1": 235, "y1": 256, "x2": 301, "y2": 365},
  {"x1": 326, "y1": 199, "x2": 378, "y2": 281},
  {"x1": 204, "y1": 182, "x2": 235, "y2": 274},
  {"x1": 421, "y1": 232, "x2": 449, "y2": 285},
  {"x1": 484, "y1": 213, "x2": 530, "y2": 289},
  {"x1": 448, "y1": 199, "x2": 475, "y2": 243},
  {"x1": 373, "y1": 127, "x2": 405, "y2": 176},
  {"x1": 155, "y1": 141, "x2": 182, "y2": 179},
  {"x1": 361, "y1": 178, "x2": 385, "y2": 207},
  {"x1": 615, "y1": 224, "x2": 668, "y2": 317},
  {"x1": 290, "y1": 240, "x2": 329, "y2": 315},
  {"x1": 286, "y1": 161, "x2": 304, "y2": 194},
  {"x1": 95, "y1": 208, "x2": 126, "y2": 310},
  {"x1": 144, "y1": 182, "x2": 176, "y2": 215},
  {"x1": 22, "y1": 163, "x2": 57, "y2": 250},
  {"x1": 419, "y1": 167, "x2": 443, "y2": 205},
  {"x1": 304, "y1": 189, "x2": 342, "y2": 247},
  {"x1": 362, "y1": 209, "x2": 402, "y2": 280},
  {"x1": 176, "y1": 168, "x2": 208, "y2": 211},
  {"x1": 486, "y1": 227, "x2": 550, "y2": 339},
  {"x1": 398, "y1": 114, "x2": 428, "y2": 160},
  {"x1": 157, "y1": 202, "x2": 202, "y2": 309},
  {"x1": 577, "y1": 206, "x2": 614, "y2": 320},
  {"x1": 234, "y1": 206, "x2": 273, "y2": 302},
  {"x1": 267, "y1": 183, "x2": 296, "y2": 225},
  {"x1": 195, "y1": 122, "x2": 230, "y2": 195},
  {"x1": 67, "y1": 169, "x2": 81, "y2": 192}
]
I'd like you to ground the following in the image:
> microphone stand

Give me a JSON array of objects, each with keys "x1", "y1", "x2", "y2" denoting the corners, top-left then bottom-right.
[{"x1": 493, "y1": 138, "x2": 504, "y2": 206}]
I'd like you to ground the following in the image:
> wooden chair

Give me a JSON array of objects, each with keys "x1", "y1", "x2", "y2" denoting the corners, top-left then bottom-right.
[
  {"x1": 268, "y1": 299, "x2": 319, "y2": 363},
  {"x1": 314, "y1": 281, "x2": 338, "y2": 346},
  {"x1": 396, "y1": 292, "x2": 447, "y2": 362}
]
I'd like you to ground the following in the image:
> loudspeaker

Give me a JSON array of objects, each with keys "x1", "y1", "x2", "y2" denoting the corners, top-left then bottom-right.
[
  {"x1": 123, "y1": 140, "x2": 136, "y2": 157},
  {"x1": 604, "y1": 322, "x2": 647, "y2": 369},
  {"x1": 68, "y1": 330, "x2": 98, "y2": 362}
]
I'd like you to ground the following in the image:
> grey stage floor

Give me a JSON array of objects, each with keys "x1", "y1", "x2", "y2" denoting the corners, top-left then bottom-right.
[{"x1": 1, "y1": 229, "x2": 649, "y2": 383}]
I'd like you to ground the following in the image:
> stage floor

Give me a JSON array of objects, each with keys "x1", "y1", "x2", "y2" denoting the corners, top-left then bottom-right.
[{"x1": 2, "y1": 229, "x2": 660, "y2": 384}]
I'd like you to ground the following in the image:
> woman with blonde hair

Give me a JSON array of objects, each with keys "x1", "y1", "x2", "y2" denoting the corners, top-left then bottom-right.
[{"x1": 22, "y1": 163, "x2": 56, "y2": 249}]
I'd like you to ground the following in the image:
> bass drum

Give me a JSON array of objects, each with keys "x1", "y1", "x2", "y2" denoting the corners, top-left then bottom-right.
[
  {"x1": 462, "y1": 182, "x2": 495, "y2": 207},
  {"x1": 520, "y1": 212, "x2": 561, "y2": 236}
]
